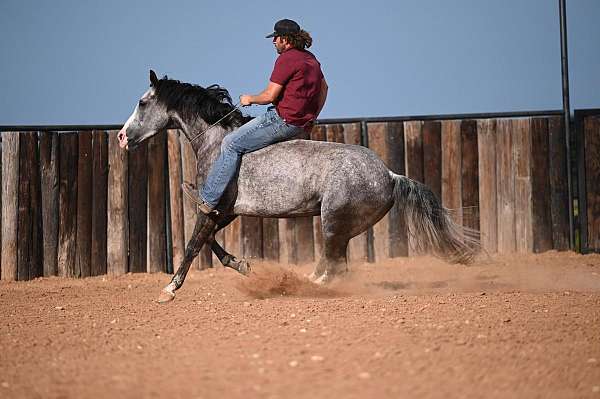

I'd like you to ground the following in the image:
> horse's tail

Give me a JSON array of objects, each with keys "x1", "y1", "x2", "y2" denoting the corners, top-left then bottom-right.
[{"x1": 389, "y1": 171, "x2": 480, "y2": 264}]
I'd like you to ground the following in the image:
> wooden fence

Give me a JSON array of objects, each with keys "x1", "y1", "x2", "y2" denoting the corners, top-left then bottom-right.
[
  {"x1": 576, "y1": 109, "x2": 600, "y2": 253},
  {"x1": 0, "y1": 112, "x2": 576, "y2": 281}
]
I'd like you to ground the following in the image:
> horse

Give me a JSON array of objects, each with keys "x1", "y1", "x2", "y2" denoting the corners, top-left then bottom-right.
[{"x1": 118, "y1": 70, "x2": 479, "y2": 303}]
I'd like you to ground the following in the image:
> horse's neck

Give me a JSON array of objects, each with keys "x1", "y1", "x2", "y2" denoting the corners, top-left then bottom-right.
[{"x1": 176, "y1": 114, "x2": 232, "y2": 182}]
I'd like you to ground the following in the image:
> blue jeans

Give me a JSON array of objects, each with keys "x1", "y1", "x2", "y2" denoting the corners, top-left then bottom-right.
[{"x1": 201, "y1": 108, "x2": 303, "y2": 207}]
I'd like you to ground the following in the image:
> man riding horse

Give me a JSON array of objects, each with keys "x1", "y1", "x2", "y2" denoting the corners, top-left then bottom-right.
[
  {"x1": 186, "y1": 18, "x2": 329, "y2": 215},
  {"x1": 117, "y1": 20, "x2": 479, "y2": 303}
]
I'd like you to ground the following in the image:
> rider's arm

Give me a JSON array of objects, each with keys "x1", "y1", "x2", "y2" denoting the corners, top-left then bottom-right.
[
  {"x1": 240, "y1": 81, "x2": 283, "y2": 106},
  {"x1": 315, "y1": 78, "x2": 328, "y2": 117}
]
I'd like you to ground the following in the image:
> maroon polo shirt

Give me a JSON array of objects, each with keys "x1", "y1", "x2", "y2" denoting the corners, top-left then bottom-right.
[{"x1": 269, "y1": 48, "x2": 324, "y2": 128}]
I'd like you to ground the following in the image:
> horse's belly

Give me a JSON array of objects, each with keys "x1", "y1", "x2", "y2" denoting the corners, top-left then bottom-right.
[{"x1": 232, "y1": 158, "x2": 322, "y2": 217}]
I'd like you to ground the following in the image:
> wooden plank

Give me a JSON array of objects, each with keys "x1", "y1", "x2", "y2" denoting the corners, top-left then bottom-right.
[
  {"x1": 422, "y1": 121, "x2": 442, "y2": 200},
  {"x1": 461, "y1": 119, "x2": 480, "y2": 234},
  {"x1": 17, "y1": 132, "x2": 42, "y2": 280},
  {"x1": 39, "y1": 131, "x2": 59, "y2": 276},
  {"x1": 58, "y1": 133, "x2": 79, "y2": 277},
  {"x1": 241, "y1": 216, "x2": 263, "y2": 260},
  {"x1": 107, "y1": 131, "x2": 129, "y2": 275},
  {"x1": 17, "y1": 133, "x2": 32, "y2": 280},
  {"x1": 262, "y1": 218, "x2": 279, "y2": 261},
  {"x1": 213, "y1": 228, "x2": 225, "y2": 265},
  {"x1": 584, "y1": 115, "x2": 600, "y2": 250},
  {"x1": 496, "y1": 119, "x2": 516, "y2": 253},
  {"x1": 548, "y1": 116, "x2": 569, "y2": 250},
  {"x1": 530, "y1": 118, "x2": 553, "y2": 253},
  {"x1": 403, "y1": 121, "x2": 424, "y2": 182},
  {"x1": 366, "y1": 122, "x2": 406, "y2": 261},
  {"x1": 386, "y1": 122, "x2": 407, "y2": 258},
  {"x1": 326, "y1": 124, "x2": 344, "y2": 143},
  {"x1": 181, "y1": 136, "x2": 200, "y2": 270},
  {"x1": 76, "y1": 131, "x2": 93, "y2": 277},
  {"x1": 342, "y1": 123, "x2": 369, "y2": 263},
  {"x1": 441, "y1": 120, "x2": 463, "y2": 226},
  {"x1": 513, "y1": 118, "x2": 533, "y2": 253},
  {"x1": 366, "y1": 122, "x2": 389, "y2": 262},
  {"x1": 224, "y1": 217, "x2": 241, "y2": 259},
  {"x1": 477, "y1": 119, "x2": 498, "y2": 254},
  {"x1": 147, "y1": 130, "x2": 167, "y2": 273},
  {"x1": 91, "y1": 130, "x2": 108, "y2": 276},
  {"x1": 167, "y1": 129, "x2": 185, "y2": 270},
  {"x1": 128, "y1": 142, "x2": 148, "y2": 273},
  {"x1": 311, "y1": 124, "x2": 327, "y2": 259},
  {"x1": 30, "y1": 133, "x2": 43, "y2": 280},
  {"x1": 279, "y1": 218, "x2": 296, "y2": 264},
  {"x1": 295, "y1": 217, "x2": 314, "y2": 264},
  {"x1": 1, "y1": 132, "x2": 19, "y2": 281}
]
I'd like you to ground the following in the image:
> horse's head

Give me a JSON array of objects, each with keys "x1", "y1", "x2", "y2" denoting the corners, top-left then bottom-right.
[{"x1": 118, "y1": 70, "x2": 170, "y2": 150}]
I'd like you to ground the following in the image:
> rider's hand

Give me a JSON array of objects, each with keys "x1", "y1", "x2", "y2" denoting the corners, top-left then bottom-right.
[{"x1": 240, "y1": 95, "x2": 252, "y2": 107}]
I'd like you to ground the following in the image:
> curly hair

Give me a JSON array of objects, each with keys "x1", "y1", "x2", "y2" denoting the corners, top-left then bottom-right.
[{"x1": 281, "y1": 30, "x2": 313, "y2": 50}]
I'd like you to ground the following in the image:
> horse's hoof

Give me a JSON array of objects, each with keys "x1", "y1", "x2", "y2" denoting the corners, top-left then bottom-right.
[
  {"x1": 157, "y1": 289, "x2": 175, "y2": 304},
  {"x1": 314, "y1": 272, "x2": 332, "y2": 285},
  {"x1": 307, "y1": 271, "x2": 319, "y2": 282},
  {"x1": 235, "y1": 258, "x2": 251, "y2": 276}
]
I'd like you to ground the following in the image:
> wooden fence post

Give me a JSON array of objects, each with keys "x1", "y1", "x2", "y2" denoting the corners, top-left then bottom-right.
[
  {"x1": 241, "y1": 217, "x2": 263, "y2": 260},
  {"x1": 342, "y1": 123, "x2": 370, "y2": 263},
  {"x1": 386, "y1": 122, "x2": 406, "y2": 258},
  {"x1": 513, "y1": 118, "x2": 533, "y2": 253},
  {"x1": 477, "y1": 119, "x2": 498, "y2": 253},
  {"x1": 422, "y1": 121, "x2": 442, "y2": 201},
  {"x1": 107, "y1": 131, "x2": 129, "y2": 275},
  {"x1": 2, "y1": 132, "x2": 19, "y2": 281},
  {"x1": 180, "y1": 135, "x2": 202, "y2": 270},
  {"x1": 167, "y1": 129, "x2": 185, "y2": 270},
  {"x1": 496, "y1": 119, "x2": 516, "y2": 253},
  {"x1": 530, "y1": 118, "x2": 553, "y2": 253},
  {"x1": 91, "y1": 130, "x2": 108, "y2": 276},
  {"x1": 17, "y1": 132, "x2": 42, "y2": 280},
  {"x1": 461, "y1": 120, "x2": 479, "y2": 234},
  {"x1": 39, "y1": 131, "x2": 59, "y2": 276},
  {"x1": 58, "y1": 132, "x2": 79, "y2": 277},
  {"x1": 583, "y1": 115, "x2": 600, "y2": 249},
  {"x1": 76, "y1": 131, "x2": 93, "y2": 277},
  {"x1": 147, "y1": 130, "x2": 167, "y2": 273},
  {"x1": 441, "y1": 120, "x2": 463, "y2": 227},
  {"x1": 128, "y1": 142, "x2": 148, "y2": 273},
  {"x1": 548, "y1": 116, "x2": 569, "y2": 250}
]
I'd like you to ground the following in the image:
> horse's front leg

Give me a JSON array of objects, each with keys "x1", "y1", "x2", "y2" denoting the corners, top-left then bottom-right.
[{"x1": 158, "y1": 213, "x2": 216, "y2": 303}]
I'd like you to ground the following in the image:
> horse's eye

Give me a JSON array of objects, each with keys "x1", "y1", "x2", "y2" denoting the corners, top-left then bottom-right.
[{"x1": 138, "y1": 100, "x2": 146, "y2": 107}]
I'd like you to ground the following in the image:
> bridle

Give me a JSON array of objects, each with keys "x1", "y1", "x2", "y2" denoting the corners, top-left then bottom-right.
[{"x1": 188, "y1": 102, "x2": 242, "y2": 144}]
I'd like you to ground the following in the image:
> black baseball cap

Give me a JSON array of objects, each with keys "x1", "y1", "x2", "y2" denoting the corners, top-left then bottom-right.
[{"x1": 265, "y1": 19, "x2": 300, "y2": 38}]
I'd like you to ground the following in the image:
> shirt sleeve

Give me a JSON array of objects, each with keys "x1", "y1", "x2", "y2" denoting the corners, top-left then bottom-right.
[{"x1": 270, "y1": 54, "x2": 295, "y2": 85}]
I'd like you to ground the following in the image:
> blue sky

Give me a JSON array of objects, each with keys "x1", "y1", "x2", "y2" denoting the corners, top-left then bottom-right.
[{"x1": 0, "y1": 0, "x2": 598, "y2": 125}]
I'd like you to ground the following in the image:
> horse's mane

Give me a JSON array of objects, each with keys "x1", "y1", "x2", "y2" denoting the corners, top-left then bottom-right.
[{"x1": 154, "y1": 75, "x2": 251, "y2": 128}]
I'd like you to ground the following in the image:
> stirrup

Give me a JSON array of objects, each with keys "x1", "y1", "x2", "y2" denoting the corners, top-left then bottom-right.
[{"x1": 181, "y1": 182, "x2": 219, "y2": 216}]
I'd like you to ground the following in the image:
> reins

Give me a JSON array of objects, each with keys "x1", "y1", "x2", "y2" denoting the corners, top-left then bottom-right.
[{"x1": 188, "y1": 102, "x2": 242, "y2": 144}]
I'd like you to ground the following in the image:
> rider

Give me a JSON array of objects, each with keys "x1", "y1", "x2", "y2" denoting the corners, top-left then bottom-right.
[{"x1": 192, "y1": 18, "x2": 328, "y2": 214}]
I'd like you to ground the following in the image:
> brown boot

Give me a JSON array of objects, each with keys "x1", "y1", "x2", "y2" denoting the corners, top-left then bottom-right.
[{"x1": 181, "y1": 182, "x2": 217, "y2": 215}]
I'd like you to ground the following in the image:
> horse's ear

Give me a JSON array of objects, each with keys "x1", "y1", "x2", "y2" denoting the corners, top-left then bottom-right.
[{"x1": 149, "y1": 70, "x2": 158, "y2": 87}]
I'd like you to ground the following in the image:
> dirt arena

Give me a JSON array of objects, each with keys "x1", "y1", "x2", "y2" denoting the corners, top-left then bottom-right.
[{"x1": 1, "y1": 251, "x2": 599, "y2": 399}]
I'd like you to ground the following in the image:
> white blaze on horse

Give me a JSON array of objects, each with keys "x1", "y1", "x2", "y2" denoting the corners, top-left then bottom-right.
[{"x1": 119, "y1": 70, "x2": 480, "y2": 303}]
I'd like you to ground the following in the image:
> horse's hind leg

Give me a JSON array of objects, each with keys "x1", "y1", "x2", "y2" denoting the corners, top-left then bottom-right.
[
  {"x1": 210, "y1": 215, "x2": 250, "y2": 275},
  {"x1": 211, "y1": 240, "x2": 250, "y2": 275},
  {"x1": 158, "y1": 213, "x2": 217, "y2": 303},
  {"x1": 311, "y1": 235, "x2": 350, "y2": 284}
]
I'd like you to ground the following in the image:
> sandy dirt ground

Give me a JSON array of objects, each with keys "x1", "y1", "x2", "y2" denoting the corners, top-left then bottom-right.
[{"x1": 1, "y1": 251, "x2": 600, "y2": 399}]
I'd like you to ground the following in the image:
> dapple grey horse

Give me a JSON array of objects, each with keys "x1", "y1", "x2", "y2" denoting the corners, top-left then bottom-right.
[{"x1": 118, "y1": 70, "x2": 479, "y2": 303}]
